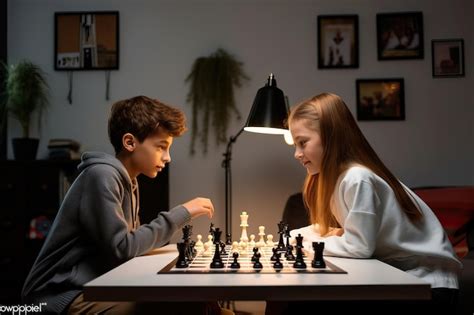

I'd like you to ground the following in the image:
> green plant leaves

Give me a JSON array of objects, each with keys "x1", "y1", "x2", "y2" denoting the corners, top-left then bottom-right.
[{"x1": 186, "y1": 49, "x2": 249, "y2": 155}]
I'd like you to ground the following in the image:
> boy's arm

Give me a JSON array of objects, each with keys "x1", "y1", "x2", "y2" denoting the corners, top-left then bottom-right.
[{"x1": 80, "y1": 166, "x2": 190, "y2": 263}]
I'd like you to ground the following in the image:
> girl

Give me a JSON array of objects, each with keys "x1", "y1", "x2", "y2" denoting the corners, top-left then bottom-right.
[{"x1": 285, "y1": 93, "x2": 461, "y2": 313}]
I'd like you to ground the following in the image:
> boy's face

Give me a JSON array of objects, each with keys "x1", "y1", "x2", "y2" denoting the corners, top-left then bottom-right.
[{"x1": 131, "y1": 129, "x2": 173, "y2": 178}]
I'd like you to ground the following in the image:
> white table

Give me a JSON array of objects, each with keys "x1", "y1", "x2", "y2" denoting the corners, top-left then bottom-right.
[{"x1": 84, "y1": 244, "x2": 431, "y2": 302}]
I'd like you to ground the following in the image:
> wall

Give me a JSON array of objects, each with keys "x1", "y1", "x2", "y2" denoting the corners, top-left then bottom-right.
[{"x1": 7, "y1": 0, "x2": 474, "y2": 240}]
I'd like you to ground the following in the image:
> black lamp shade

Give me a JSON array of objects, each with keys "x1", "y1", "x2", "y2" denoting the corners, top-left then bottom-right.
[{"x1": 244, "y1": 74, "x2": 288, "y2": 134}]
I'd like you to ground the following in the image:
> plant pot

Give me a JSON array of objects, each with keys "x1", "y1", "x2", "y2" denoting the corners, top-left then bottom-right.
[{"x1": 12, "y1": 138, "x2": 39, "y2": 160}]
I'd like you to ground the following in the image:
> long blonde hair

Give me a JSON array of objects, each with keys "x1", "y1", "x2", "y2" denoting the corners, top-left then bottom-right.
[{"x1": 288, "y1": 93, "x2": 422, "y2": 235}]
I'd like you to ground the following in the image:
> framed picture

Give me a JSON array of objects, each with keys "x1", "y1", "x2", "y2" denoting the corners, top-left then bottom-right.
[
  {"x1": 317, "y1": 15, "x2": 359, "y2": 68},
  {"x1": 55, "y1": 11, "x2": 119, "y2": 70},
  {"x1": 356, "y1": 78, "x2": 405, "y2": 121},
  {"x1": 432, "y1": 39, "x2": 465, "y2": 77},
  {"x1": 376, "y1": 12, "x2": 423, "y2": 60}
]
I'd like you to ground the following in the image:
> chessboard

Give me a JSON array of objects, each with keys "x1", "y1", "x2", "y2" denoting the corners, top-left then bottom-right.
[{"x1": 158, "y1": 245, "x2": 346, "y2": 274}]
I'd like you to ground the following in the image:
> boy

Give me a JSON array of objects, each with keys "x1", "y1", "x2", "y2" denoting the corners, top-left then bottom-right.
[{"x1": 22, "y1": 96, "x2": 216, "y2": 314}]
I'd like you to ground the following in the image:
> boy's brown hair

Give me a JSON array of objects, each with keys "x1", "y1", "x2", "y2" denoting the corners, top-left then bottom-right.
[{"x1": 108, "y1": 96, "x2": 186, "y2": 154}]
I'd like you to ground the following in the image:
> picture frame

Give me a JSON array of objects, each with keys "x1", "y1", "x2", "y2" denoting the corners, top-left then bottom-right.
[
  {"x1": 376, "y1": 12, "x2": 423, "y2": 60},
  {"x1": 431, "y1": 39, "x2": 465, "y2": 77},
  {"x1": 317, "y1": 15, "x2": 359, "y2": 68},
  {"x1": 356, "y1": 78, "x2": 405, "y2": 121},
  {"x1": 55, "y1": 11, "x2": 119, "y2": 70}
]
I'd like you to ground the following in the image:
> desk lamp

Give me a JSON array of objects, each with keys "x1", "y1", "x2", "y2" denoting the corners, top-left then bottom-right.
[{"x1": 222, "y1": 73, "x2": 289, "y2": 240}]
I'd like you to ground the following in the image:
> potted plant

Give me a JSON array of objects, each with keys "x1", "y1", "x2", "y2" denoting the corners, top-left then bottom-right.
[
  {"x1": 1, "y1": 60, "x2": 50, "y2": 160},
  {"x1": 185, "y1": 48, "x2": 249, "y2": 155}
]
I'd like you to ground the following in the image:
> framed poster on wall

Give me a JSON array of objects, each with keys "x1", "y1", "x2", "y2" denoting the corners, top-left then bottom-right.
[
  {"x1": 356, "y1": 78, "x2": 405, "y2": 121},
  {"x1": 317, "y1": 14, "x2": 359, "y2": 68},
  {"x1": 55, "y1": 11, "x2": 119, "y2": 70}
]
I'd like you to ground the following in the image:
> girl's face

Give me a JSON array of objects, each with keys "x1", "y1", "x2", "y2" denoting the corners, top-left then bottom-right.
[{"x1": 290, "y1": 119, "x2": 323, "y2": 175}]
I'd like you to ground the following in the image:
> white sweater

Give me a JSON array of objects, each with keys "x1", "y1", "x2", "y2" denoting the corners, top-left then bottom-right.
[{"x1": 291, "y1": 166, "x2": 462, "y2": 289}]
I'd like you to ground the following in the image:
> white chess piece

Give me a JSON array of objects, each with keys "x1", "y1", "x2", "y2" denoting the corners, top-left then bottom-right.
[
  {"x1": 249, "y1": 234, "x2": 256, "y2": 249},
  {"x1": 206, "y1": 234, "x2": 213, "y2": 248},
  {"x1": 195, "y1": 234, "x2": 204, "y2": 251},
  {"x1": 239, "y1": 240, "x2": 248, "y2": 256},
  {"x1": 240, "y1": 211, "x2": 249, "y2": 241},
  {"x1": 231, "y1": 241, "x2": 240, "y2": 253},
  {"x1": 203, "y1": 242, "x2": 212, "y2": 257},
  {"x1": 266, "y1": 234, "x2": 274, "y2": 247},
  {"x1": 257, "y1": 225, "x2": 266, "y2": 248}
]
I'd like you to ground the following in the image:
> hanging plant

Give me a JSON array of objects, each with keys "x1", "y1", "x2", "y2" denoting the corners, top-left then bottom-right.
[{"x1": 185, "y1": 48, "x2": 249, "y2": 155}]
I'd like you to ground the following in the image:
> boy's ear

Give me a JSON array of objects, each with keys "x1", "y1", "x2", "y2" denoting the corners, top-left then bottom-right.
[{"x1": 122, "y1": 133, "x2": 136, "y2": 152}]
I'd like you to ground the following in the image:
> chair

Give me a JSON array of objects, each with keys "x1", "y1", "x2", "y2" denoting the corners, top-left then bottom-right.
[{"x1": 281, "y1": 192, "x2": 310, "y2": 230}]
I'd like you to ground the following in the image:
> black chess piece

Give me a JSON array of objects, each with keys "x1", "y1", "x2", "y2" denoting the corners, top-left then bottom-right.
[
  {"x1": 226, "y1": 233, "x2": 232, "y2": 245},
  {"x1": 293, "y1": 234, "x2": 307, "y2": 269},
  {"x1": 210, "y1": 227, "x2": 224, "y2": 268},
  {"x1": 277, "y1": 221, "x2": 286, "y2": 252},
  {"x1": 253, "y1": 252, "x2": 263, "y2": 270},
  {"x1": 175, "y1": 242, "x2": 189, "y2": 268},
  {"x1": 220, "y1": 241, "x2": 227, "y2": 255},
  {"x1": 271, "y1": 247, "x2": 279, "y2": 261},
  {"x1": 285, "y1": 244, "x2": 295, "y2": 261},
  {"x1": 273, "y1": 253, "x2": 283, "y2": 271},
  {"x1": 230, "y1": 252, "x2": 240, "y2": 269},
  {"x1": 312, "y1": 242, "x2": 326, "y2": 268},
  {"x1": 251, "y1": 247, "x2": 259, "y2": 262}
]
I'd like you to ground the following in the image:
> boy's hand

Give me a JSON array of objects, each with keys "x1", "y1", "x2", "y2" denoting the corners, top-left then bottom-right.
[{"x1": 182, "y1": 197, "x2": 214, "y2": 219}]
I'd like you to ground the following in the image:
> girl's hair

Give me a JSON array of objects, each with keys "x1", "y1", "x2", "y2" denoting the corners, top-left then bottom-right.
[
  {"x1": 108, "y1": 96, "x2": 186, "y2": 154},
  {"x1": 288, "y1": 93, "x2": 422, "y2": 235}
]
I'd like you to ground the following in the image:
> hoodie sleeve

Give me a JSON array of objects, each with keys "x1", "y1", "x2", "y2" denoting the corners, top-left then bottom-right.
[
  {"x1": 79, "y1": 165, "x2": 191, "y2": 263},
  {"x1": 319, "y1": 179, "x2": 382, "y2": 258}
]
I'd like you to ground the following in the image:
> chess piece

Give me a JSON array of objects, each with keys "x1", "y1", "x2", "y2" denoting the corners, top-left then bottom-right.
[
  {"x1": 240, "y1": 211, "x2": 249, "y2": 241},
  {"x1": 230, "y1": 252, "x2": 240, "y2": 269},
  {"x1": 203, "y1": 242, "x2": 212, "y2": 257},
  {"x1": 266, "y1": 234, "x2": 274, "y2": 247},
  {"x1": 195, "y1": 234, "x2": 204, "y2": 252},
  {"x1": 249, "y1": 234, "x2": 256, "y2": 249},
  {"x1": 257, "y1": 226, "x2": 266, "y2": 248},
  {"x1": 253, "y1": 252, "x2": 263, "y2": 270},
  {"x1": 277, "y1": 221, "x2": 286, "y2": 252},
  {"x1": 293, "y1": 234, "x2": 307, "y2": 269},
  {"x1": 312, "y1": 242, "x2": 326, "y2": 268},
  {"x1": 175, "y1": 242, "x2": 188, "y2": 268},
  {"x1": 273, "y1": 252, "x2": 283, "y2": 271},
  {"x1": 210, "y1": 228, "x2": 224, "y2": 268},
  {"x1": 206, "y1": 234, "x2": 213, "y2": 248},
  {"x1": 251, "y1": 247, "x2": 259, "y2": 262},
  {"x1": 226, "y1": 233, "x2": 232, "y2": 245},
  {"x1": 231, "y1": 241, "x2": 240, "y2": 253},
  {"x1": 271, "y1": 247, "x2": 279, "y2": 261}
]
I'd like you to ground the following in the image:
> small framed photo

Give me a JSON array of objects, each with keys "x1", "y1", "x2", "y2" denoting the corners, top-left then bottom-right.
[
  {"x1": 55, "y1": 11, "x2": 119, "y2": 70},
  {"x1": 356, "y1": 78, "x2": 405, "y2": 121},
  {"x1": 432, "y1": 39, "x2": 465, "y2": 77},
  {"x1": 317, "y1": 15, "x2": 359, "y2": 68},
  {"x1": 376, "y1": 12, "x2": 423, "y2": 60}
]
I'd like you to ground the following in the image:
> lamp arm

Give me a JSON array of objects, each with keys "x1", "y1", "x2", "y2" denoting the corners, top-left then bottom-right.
[{"x1": 221, "y1": 126, "x2": 245, "y2": 241}]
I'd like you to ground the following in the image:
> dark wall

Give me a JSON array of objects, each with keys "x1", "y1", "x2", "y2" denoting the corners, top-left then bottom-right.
[{"x1": 0, "y1": 0, "x2": 6, "y2": 160}]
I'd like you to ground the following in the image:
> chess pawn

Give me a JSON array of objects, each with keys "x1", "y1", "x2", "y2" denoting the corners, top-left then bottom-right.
[
  {"x1": 239, "y1": 241, "x2": 248, "y2": 256},
  {"x1": 257, "y1": 226, "x2": 266, "y2": 248},
  {"x1": 202, "y1": 242, "x2": 212, "y2": 257},
  {"x1": 195, "y1": 234, "x2": 204, "y2": 252},
  {"x1": 249, "y1": 234, "x2": 256, "y2": 249},
  {"x1": 266, "y1": 234, "x2": 274, "y2": 247},
  {"x1": 231, "y1": 241, "x2": 240, "y2": 253},
  {"x1": 206, "y1": 234, "x2": 213, "y2": 248}
]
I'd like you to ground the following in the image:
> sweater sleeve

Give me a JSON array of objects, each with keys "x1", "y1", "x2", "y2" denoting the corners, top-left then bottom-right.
[
  {"x1": 321, "y1": 179, "x2": 382, "y2": 258},
  {"x1": 79, "y1": 166, "x2": 191, "y2": 263}
]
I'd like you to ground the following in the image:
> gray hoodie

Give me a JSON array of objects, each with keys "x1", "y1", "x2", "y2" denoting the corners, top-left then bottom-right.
[{"x1": 22, "y1": 152, "x2": 190, "y2": 313}]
